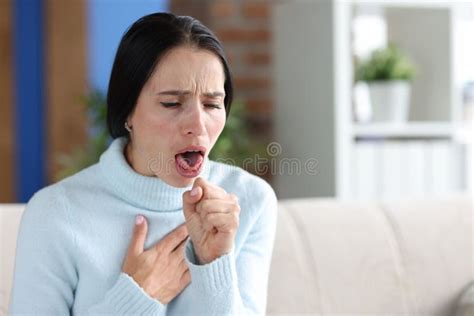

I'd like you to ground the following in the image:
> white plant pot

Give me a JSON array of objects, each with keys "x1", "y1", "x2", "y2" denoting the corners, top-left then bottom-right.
[{"x1": 367, "y1": 80, "x2": 411, "y2": 123}]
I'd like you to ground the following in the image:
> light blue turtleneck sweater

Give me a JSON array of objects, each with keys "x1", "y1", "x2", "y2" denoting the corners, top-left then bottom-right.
[{"x1": 8, "y1": 137, "x2": 278, "y2": 315}]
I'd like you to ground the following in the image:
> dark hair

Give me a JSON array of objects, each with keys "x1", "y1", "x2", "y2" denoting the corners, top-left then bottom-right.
[{"x1": 106, "y1": 12, "x2": 233, "y2": 138}]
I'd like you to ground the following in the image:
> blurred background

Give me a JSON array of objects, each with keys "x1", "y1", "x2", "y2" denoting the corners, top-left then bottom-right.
[{"x1": 0, "y1": 0, "x2": 472, "y2": 203}]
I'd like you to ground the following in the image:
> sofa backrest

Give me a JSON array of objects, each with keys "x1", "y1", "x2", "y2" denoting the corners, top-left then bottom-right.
[
  {"x1": 0, "y1": 204, "x2": 24, "y2": 316},
  {"x1": 267, "y1": 195, "x2": 472, "y2": 315}
]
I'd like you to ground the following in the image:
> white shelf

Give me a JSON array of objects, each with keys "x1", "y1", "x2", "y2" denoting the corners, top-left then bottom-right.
[
  {"x1": 350, "y1": 0, "x2": 457, "y2": 9},
  {"x1": 454, "y1": 123, "x2": 474, "y2": 144},
  {"x1": 352, "y1": 122, "x2": 455, "y2": 139}
]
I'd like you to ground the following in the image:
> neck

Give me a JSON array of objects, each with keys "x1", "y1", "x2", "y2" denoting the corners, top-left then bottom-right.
[{"x1": 124, "y1": 139, "x2": 154, "y2": 177}]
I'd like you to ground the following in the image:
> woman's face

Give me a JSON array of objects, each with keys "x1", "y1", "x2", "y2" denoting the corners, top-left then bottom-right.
[{"x1": 127, "y1": 45, "x2": 227, "y2": 187}]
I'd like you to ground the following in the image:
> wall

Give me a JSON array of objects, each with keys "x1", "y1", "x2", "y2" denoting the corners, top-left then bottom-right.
[
  {"x1": 87, "y1": 0, "x2": 169, "y2": 93},
  {"x1": 46, "y1": 0, "x2": 89, "y2": 185},
  {"x1": 0, "y1": 0, "x2": 14, "y2": 202}
]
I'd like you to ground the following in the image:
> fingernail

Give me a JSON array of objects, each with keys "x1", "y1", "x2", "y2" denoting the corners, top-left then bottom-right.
[
  {"x1": 190, "y1": 187, "x2": 199, "y2": 196},
  {"x1": 135, "y1": 215, "x2": 144, "y2": 225}
]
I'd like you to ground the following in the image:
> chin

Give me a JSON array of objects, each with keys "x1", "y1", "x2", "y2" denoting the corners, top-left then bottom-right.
[
  {"x1": 176, "y1": 175, "x2": 195, "y2": 188},
  {"x1": 165, "y1": 174, "x2": 195, "y2": 188}
]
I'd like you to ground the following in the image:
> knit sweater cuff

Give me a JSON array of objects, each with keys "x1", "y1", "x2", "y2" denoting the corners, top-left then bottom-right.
[
  {"x1": 184, "y1": 238, "x2": 237, "y2": 292},
  {"x1": 102, "y1": 272, "x2": 166, "y2": 314}
]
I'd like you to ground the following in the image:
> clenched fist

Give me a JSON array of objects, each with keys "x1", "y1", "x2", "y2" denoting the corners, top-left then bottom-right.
[{"x1": 182, "y1": 177, "x2": 241, "y2": 265}]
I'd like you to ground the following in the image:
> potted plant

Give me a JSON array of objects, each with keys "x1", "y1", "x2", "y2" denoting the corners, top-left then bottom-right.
[{"x1": 355, "y1": 43, "x2": 416, "y2": 123}]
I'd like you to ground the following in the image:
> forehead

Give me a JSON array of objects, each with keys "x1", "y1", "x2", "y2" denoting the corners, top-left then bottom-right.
[{"x1": 149, "y1": 46, "x2": 225, "y2": 91}]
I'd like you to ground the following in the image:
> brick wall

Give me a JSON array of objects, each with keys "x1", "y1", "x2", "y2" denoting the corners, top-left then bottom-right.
[
  {"x1": 170, "y1": 0, "x2": 274, "y2": 143},
  {"x1": 0, "y1": 0, "x2": 14, "y2": 202},
  {"x1": 46, "y1": 0, "x2": 88, "y2": 183}
]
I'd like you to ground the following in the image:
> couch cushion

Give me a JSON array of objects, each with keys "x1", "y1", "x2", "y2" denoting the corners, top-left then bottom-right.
[
  {"x1": 267, "y1": 199, "x2": 415, "y2": 315},
  {"x1": 381, "y1": 195, "x2": 473, "y2": 315},
  {"x1": 0, "y1": 204, "x2": 25, "y2": 315},
  {"x1": 455, "y1": 281, "x2": 474, "y2": 316},
  {"x1": 267, "y1": 195, "x2": 473, "y2": 316}
]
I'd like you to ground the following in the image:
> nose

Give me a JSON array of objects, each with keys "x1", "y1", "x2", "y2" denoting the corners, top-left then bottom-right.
[{"x1": 181, "y1": 101, "x2": 205, "y2": 136}]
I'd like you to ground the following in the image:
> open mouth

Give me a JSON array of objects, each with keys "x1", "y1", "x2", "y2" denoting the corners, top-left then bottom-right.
[
  {"x1": 175, "y1": 150, "x2": 204, "y2": 170},
  {"x1": 174, "y1": 147, "x2": 206, "y2": 177}
]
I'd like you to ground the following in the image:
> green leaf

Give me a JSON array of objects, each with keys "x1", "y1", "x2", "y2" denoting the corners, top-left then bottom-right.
[{"x1": 355, "y1": 42, "x2": 416, "y2": 82}]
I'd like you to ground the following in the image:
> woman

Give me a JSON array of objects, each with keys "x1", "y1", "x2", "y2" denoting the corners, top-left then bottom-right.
[{"x1": 8, "y1": 12, "x2": 277, "y2": 315}]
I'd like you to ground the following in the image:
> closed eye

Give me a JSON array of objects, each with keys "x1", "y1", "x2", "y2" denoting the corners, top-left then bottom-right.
[
  {"x1": 205, "y1": 104, "x2": 222, "y2": 109},
  {"x1": 160, "y1": 102, "x2": 180, "y2": 108},
  {"x1": 160, "y1": 102, "x2": 222, "y2": 109}
]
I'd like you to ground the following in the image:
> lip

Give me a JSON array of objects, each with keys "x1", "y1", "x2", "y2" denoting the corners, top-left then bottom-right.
[{"x1": 175, "y1": 145, "x2": 207, "y2": 156}]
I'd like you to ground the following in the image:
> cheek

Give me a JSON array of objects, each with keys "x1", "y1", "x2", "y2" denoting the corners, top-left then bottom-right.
[
  {"x1": 132, "y1": 106, "x2": 175, "y2": 153},
  {"x1": 135, "y1": 105, "x2": 173, "y2": 132},
  {"x1": 208, "y1": 113, "x2": 226, "y2": 139}
]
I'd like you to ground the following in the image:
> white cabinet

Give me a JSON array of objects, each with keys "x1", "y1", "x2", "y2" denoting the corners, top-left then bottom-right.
[{"x1": 352, "y1": 140, "x2": 465, "y2": 199}]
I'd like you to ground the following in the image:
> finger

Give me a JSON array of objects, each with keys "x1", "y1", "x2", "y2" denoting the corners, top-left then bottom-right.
[
  {"x1": 127, "y1": 215, "x2": 148, "y2": 257},
  {"x1": 229, "y1": 193, "x2": 239, "y2": 203},
  {"x1": 171, "y1": 235, "x2": 188, "y2": 256},
  {"x1": 182, "y1": 181, "x2": 203, "y2": 221},
  {"x1": 157, "y1": 223, "x2": 189, "y2": 254},
  {"x1": 194, "y1": 177, "x2": 227, "y2": 200},
  {"x1": 196, "y1": 199, "x2": 238, "y2": 215},
  {"x1": 203, "y1": 212, "x2": 239, "y2": 233},
  {"x1": 178, "y1": 254, "x2": 187, "y2": 270},
  {"x1": 179, "y1": 269, "x2": 191, "y2": 289}
]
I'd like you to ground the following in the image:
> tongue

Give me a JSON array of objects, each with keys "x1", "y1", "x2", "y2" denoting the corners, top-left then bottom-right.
[{"x1": 176, "y1": 152, "x2": 203, "y2": 170}]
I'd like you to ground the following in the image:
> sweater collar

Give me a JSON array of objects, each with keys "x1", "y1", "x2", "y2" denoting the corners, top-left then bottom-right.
[{"x1": 99, "y1": 137, "x2": 211, "y2": 212}]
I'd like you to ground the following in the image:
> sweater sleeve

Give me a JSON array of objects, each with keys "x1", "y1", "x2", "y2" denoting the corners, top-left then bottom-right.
[
  {"x1": 8, "y1": 185, "x2": 166, "y2": 315},
  {"x1": 182, "y1": 181, "x2": 278, "y2": 315},
  {"x1": 87, "y1": 272, "x2": 166, "y2": 315}
]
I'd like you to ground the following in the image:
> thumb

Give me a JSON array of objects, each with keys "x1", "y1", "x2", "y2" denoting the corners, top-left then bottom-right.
[
  {"x1": 182, "y1": 180, "x2": 203, "y2": 220},
  {"x1": 127, "y1": 215, "x2": 148, "y2": 257}
]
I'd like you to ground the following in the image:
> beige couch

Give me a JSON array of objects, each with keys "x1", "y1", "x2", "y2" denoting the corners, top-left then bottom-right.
[{"x1": 1, "y1": 195, "x2": 472, "y2": 315}]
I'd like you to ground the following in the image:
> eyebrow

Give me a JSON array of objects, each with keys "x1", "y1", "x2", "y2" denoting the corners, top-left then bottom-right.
[{"x1": 157, "y1": 90, "x2": 225, "y2": 98}]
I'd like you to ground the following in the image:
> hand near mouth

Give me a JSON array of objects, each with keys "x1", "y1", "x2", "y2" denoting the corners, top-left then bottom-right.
[{"x1": 182, "y1": 177, "x2": 240, "y2": 264}]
